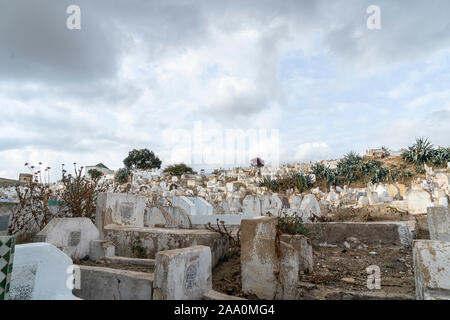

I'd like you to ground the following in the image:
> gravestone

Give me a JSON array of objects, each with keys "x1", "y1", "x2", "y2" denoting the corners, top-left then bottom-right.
[
  {"x1": 242, "y1": 195, "x2": 261, "y2": 216},
  {"x1": 36, "y1": 218, "x2": 100, "y2": 260},
  {"x1": 406, "y1": 188, "x2": 432, "y2": 214},
  {"x1": 153, "y1": 245, "x2": 212, "y2": 300},
  {"x1": 241, "y1": 217, "x2": 300, "y2": 299},
  {"x1": 427, "y1": 207, "x2": 450, "y2": 241},
  {"x1": 95, "y1": 193, "x2": 147, "y2": 237},
  {"x1": 8, "y1": 243, "x2": 79, "y2": 300},
  {"x1": 299, "y1": 194, "x2": 321, "y2": 222}
]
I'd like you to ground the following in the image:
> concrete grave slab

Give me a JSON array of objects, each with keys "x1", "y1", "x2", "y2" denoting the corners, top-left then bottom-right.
[
  {"x1": 413, "y1": 240, "x2": 450, "y2": 300},
  {"x1": 8, "y1": 243, "x2": 79, "y2": 300},
  {"x1": 153, "y1": 245, "x2": 212, "y2": 300},
  {"x1": 73, "y1": 265, "x2": 153, "y2": 300},
  {"x1": 36, "y1": 218, "x2": 100, "y2": 260}
]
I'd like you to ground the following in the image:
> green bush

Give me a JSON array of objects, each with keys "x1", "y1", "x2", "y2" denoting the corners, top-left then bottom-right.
[
  {"x1": 276, "y1": 211, "x2": 309, "y2": 236},
  {"x1": 115, "y1": 168, "x2": 131, "y2": 183},
  {"x1": 163, "y1": 163, "x2": 195, "y2": 176},
  {"x1": 258, "y1": 176, "x2": 279, "y2": 192},
  {"x1": 415, "y1": 166, "x2": 426, "y2": 174},
  {"x1": 293, "y1": 172, "x2": 314, "y2": 193},
  {"x1": 430, "y1": 147, "x2": 450, "y2": 166},
  {"x1": 336, "y1": 151, "x2": 362, "y2": 184},
  {"x1": 402, "y1": 138, "x2": 434, "y2": 165},
  {"x1": 124, "y1": 149, "x2": 162, "y2": 170},
  {"x1": 88, "y1": 168, "x2": 103, "y2": 180},
  {"x1": 311, "y1": 163, "x2": 339, "y2": 186}
]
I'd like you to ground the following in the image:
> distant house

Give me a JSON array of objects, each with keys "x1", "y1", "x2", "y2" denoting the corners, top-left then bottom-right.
[
  {"x1": 85, "y1": 163, "x2": 114, "y2": 178},
  {"x1": 19, "y1": 173, "x2": 33, "y2": 184}
]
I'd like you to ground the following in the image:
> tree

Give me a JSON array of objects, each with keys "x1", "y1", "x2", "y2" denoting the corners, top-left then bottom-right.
[
  {"x1": 123, "y1": 149, "x2": 162, "y2": 170},
  {"x1": 163, "y1": 163, "x2": 195, "y2": 176},
  {"x1": 115, "y1": 168, "x2": 131, "y2": 183},
  {"x1": 88, "y1": 168, "x2": 103, "y2": 180}
]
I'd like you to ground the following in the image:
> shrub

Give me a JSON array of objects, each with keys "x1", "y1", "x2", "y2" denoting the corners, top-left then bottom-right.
[
  {"x1": 402, "y1": 138, "x2": 434, "y2": 165},
  {"x1": 292, "y1": 172, "x2": 314, "y2": 193},
  {"x1": 336, "y1": 151, "x2": 362, "y2": 184},
  {"x1": 415, "y1": 166, "x2": 426, "y2": 174},
  {"x1": 60, "y1": 164, "x2": 107, "y2": 220},
  {"x1": 370, "y1": 167, "x2": 389, "y2": 183},
  {"x1": 123, "y1": 149, "x2": 162, "y2": 170},
  {"x1": 163, "y1": 163, "x2": 195, "y2": 176},
  {"x1": 311, "y1": 163, "x2": 339, "y2": 186},
  {"x1": 258, "y1": 176, "x2": 279, "y2": 192},
  {"x1": 88, "y1": 168, "x2": 103, "y2": 180},
  {"x1": 9, "y1": 163, "x2": 106, "y2": 235},
  {"x1": 115, "y1": 167, "x2": 131, "y2": 183},
  {"x1": 276, "y1": 211, "x2": 309, "y2": 236},
  {"x1": 430, "y1": 147, "x2": 450, "y2": 166}
]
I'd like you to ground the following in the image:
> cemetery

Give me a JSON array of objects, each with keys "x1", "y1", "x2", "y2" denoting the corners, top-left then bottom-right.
[{"x1": 0, "y1": 141, "x2": 449, "y2": 300}]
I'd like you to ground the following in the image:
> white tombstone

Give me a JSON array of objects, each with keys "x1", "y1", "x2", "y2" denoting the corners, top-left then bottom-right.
[
  {"x1": 289, "y1": 195, "x2": 302, "y2": 210},
  {"x1": 299, "y1": 194, "x2": 321, "y2": 221},
  {"x1": 242, "y1": 195, "x2": 261, "y2": 216},
  {"x1": 36, "y1": 218, "x2": 100, "y2": 260},
  {"x1": 406, "y1": 188, "x2": 432, "y2": 214},
  {"x1": 172, "y1": 196, "x2": 196, "y2": 215},
  {"x1": 367, "y1": 191, "x2": 379, "y2": 205},
  {"x1": 9, "y1": 243, "x2": 79, "y2": 300}
]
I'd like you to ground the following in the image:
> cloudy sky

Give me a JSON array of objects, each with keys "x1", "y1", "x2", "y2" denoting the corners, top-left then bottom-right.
[{"x1": 1, "y1": 0, "x2": 449, "y2": 179}]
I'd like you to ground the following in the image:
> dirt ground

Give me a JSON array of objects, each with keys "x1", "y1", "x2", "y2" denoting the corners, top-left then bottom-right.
[
  {"x1": 212, "y1": 246, "x2": 415, "y2": 300},
  {"x1": 75, "y1": 259, "x2": 154, "y2": 273},
  {"x1": 327, "y1": 206, "x2": 411, "y2": 222}
]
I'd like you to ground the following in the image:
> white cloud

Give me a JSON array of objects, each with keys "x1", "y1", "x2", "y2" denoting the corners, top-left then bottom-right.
[{"x1": 294, "y1": 142, "x2": 333, "y2": 162}]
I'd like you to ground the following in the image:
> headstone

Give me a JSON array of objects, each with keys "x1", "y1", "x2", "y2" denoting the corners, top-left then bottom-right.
[
  {"x1": 240, "y1": 217, "x2": 300, "y2": 299},
  {"x1": 8, "y1": 243, "x2": 79, "y2": 300},
  {"x1": 289, "y1": 195, "x2": 302, "y2": 209},
  {"x1": 242, "y1": 195, "x2": 261, "y2": 216},
  {"x1": 153, "y1": 245, "x2": 212, "y2": 300},
  {"x1": 427, "y1": 207, "x2": 450, "y2": 241},
  {"x1": 299, "y1": 194, "x2": 321, "y2": 222},
  {"x1": 386, "y1": 184, "x2": 401, "y2": 200},
  {"x1": 406, "y1": 189, "x2": 432, "y2": 214},
  {"x1": 434, "y1": 173, "x2": 449, "y2": 189},
  {"x1": 413, "y1": 240, "x2": 450, "y2": 300},
  {"x1": 96, "y1": 193, "x2": 147, "y2": 237},
  {"x1": 36, "y1": 218, "x2": 100, "y2": 260}
]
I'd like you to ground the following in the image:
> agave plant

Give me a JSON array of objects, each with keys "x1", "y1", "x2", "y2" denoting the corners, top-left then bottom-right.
[
  {"x1": 258, "y1": 176, "x2": 279, "y2": 192},
  {"x1": 293, "y1": 173, "x2": 314, "y2": 193},
  {"x1": 337, "y1": 151, "x2": 362, "y2": 184},
  {"x1": 430, "y1": 147, "x2": 450, "y2": 166},
  {"x1": 402, "y1": 138, "x2": 434, "y2": 165},
  {"x1": 370, "y1": 167, "x2": 389, "y2": 183},
  {"x1": 310, "y1": 163, "x2": 326, "y2": 177}
]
